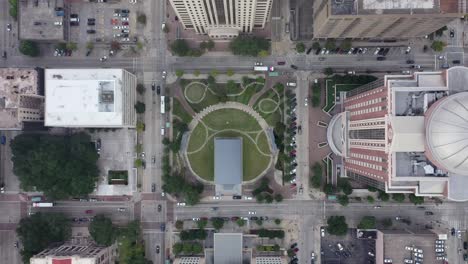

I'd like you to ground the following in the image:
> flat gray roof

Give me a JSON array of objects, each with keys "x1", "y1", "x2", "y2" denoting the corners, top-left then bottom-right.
[
  {"x1": 214, "y1": 138, "x2": 242, "y2": 195},
  {"x1": 214, "y1": 233, "x2": 243, "y2": 264}
]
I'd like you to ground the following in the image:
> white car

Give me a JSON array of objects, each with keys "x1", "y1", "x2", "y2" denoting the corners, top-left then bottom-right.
[
  {"x1": 212, "y1": 196, "x2": 220, "y2": 200},
  {"x1": 416, "y1": 249, "x2": 422, "y2": 253},
  {"x1": 348, "y1": 48, "x2": 354, "y2": 55},
  {"x1": 435, "y1": 248, "x2": 445, "y2": 252},
  {"x1": 122, "y1": 17, "x2": 129, "y2": 21},
  {"x1": 122, "y1": 38, "x2": 130, "y2": 42},
  {"x1": 255, "y1": 62, "x2": 263, "y2": 66},
  {"x1": 435, "y1": 240, "x2": 445, "y2": 244},
  {"x1": 162, "y1": 71, "x2": 167, "y2": 79},
  {"x1": 113, "y1": 33, "x2": 121, "y2": 38},
  {"x1": 374, "y1": 48, "x2": 381, "y2": 55},
  {"x1": 118, "y1": 208, "x2": 126, "y2": 212},
  {"x1": 403, "y1": 259, "x2": 413, "y2": 264},
  {"x1": 161, "y1": 192, "x2": 165, "y2": 197},
  {"x1": 362, "y1": 48, "x2": 368, "y2": 54},
  {"x1": 192, "y1": 217, "x2": 200, "y2": 221},
  {"x1": 405, "y1": 46, "x2": 412, "y2": 54},
  {"x1": 161, "y1": 23, "x2": 166, "y2": 30},
  {"x1": 405, "y1": 246, "x2": 413, "y2": 251},
  {"x1": 177, "y1": 202, "x2": 186, "y2": 206},
  {"x1": 130, "y1": 0, "x2": 137, "y2": 3},
  {"x1": 244, "y1": 196, "x2": 253, "y2": 200},
  {"x1": 248, "y1": 211, "x2": 256, "y2": 215},
  {"x1": 435, "y1": 244, "x2": 444, "y2": 248},
  {"x1": 304, "y1": 98, "x2": 308, "y2": 106},
  {"x1": 384, "y1": 259, "x2": 392, "y2": 263},
  {"x1": 320, "y1": 227, "x2": 325, "y2": 237}
]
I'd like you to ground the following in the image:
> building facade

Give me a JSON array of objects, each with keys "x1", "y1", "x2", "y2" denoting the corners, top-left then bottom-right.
[
  {"x1": 0, "y1": 68, "x2": 44, "y2": 130},
  {"x1": 30, "y1": 238, "x2": 116, "y2": 264},
  {"x1": 169, "y1": 0, "x2": 273, "y2": 38},
  {"x1": 313, "y1": 0, "x2": 462, "y2": 39},
  {"x1": 328, "y1": 67, "x2": 468, "y2": 201}
]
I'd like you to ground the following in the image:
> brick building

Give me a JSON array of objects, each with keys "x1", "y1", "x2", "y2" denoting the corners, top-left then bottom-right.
[{"x1": 328, "y1": 67, "x2": 468, "y2": 201}]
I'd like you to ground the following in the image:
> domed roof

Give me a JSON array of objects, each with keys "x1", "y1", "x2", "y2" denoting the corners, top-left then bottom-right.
[{"x1": 426, "y1": 92, "x2": 468, "y2": 174}]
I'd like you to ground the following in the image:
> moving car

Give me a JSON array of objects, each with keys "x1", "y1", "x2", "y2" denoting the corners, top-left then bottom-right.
[
  {"x1": 118, "y1": 208, "x2": 125, "y2": 212},
  {"x1": 156, "y1": 245, "x2": 160, "y2": 254},
  {"x1": 320, "y1": 227, "x2": 325, "y2": 237},
  {"x1": 290, "y1": 65, "x2": 298, "y2": 70},
  {"x1": 377, "y1": 56, "x2": 386, "y2": 61},
  {"x1": 85, "y1": 210, "x2": 93, "y2": 214},
  {"x1": 277, "y1": 61, "x2": 286, "y2": 65},
  {"x1": 158, "y1": 204, "x2": 162, "y2": 212},
  {"x1": 151, "y1": 184, "x2": 156, "y2": 192}
]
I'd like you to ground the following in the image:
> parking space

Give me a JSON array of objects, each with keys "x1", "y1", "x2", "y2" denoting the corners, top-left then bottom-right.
[
  {"x1": 306, "y1": 45, "x2": 409, "y2": 57},
  {"x1": 320, "y1": 229, "x2": 374, "y2": 264},
  {"x1": 87, "y1": 128, "x2": 136, "y2": 196},
  {"x1": 383, "y1": 233, "x2": 439, "y2": 264},
  {"x1": 0, "y1": 231, "x2": 21, "y2": 264}
]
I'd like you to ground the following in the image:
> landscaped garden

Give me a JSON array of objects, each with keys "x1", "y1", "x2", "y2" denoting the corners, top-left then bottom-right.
[
  {"x1": 254, "y1": 83, "x2": 285, "y2": 126},
  {"x1": 187, "y1": 108, "x2": 272, "y2": 181},
  {"x1": 323, "y1": 75, "x2": 378, "y2": 113}
]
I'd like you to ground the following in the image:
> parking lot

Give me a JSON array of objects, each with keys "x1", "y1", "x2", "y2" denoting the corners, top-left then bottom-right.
[
  {"x1": 321, "y1": 229, "x2": 375, "y2": 264},
  {"x1": 383, "y1": 232, "x2": 439, "y2": 264}
]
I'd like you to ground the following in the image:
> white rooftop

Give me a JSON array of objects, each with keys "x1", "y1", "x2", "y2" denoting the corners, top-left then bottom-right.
[
  {"x1": 45, "y1": 69, "x2": 124, "y2": 127},
  {"x1": 389, "y1": 116, "x2": 425, "y2": 152},
  {"x1": 363, "y1": 0, "x2": 434, "y2": 10}
]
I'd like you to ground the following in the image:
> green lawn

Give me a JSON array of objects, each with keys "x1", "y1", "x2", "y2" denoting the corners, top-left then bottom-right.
[
  {"x1": 188, "y1": 131, "x2": 270, "y2": 181},
  {"x1": 187, "y1": 109, "x2": 270, "y2": 181},
  {"x1": 254, "y1": 89, "x2": 283, "y2": 127},
  {"x1": 185, "y1": 82, "x2": 206, "y2": 103},
  {"x1": 173, "y1": 98, "x2": 193, "y2": 124},
  {"x1": 202, "y1": 108, "x2": 261, "y2": 132},
  {"x1": 233, "y1": 85, "x2": 258, "y2": 105},
  {"x1": 187, "y1": 124, "x2": 207, "y2": 152},
  {"x1": 258, "y1": 99, "x2": 278, "y2": 113}
]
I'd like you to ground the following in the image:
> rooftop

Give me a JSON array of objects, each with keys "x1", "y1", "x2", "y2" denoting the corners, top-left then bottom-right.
[
  {"x1": 45, "y1": 69, "x2": 126, "y2": 127},
  {"x1": 331, "y1": 0, "x2": 457, "y2": 16},
  {"x1": 0, "y1": 68, "x2": 42, "y2": 129},
  {"x1": 19, "y1": 0, "x2": 65, "y2": 41},
  {"x1": 214, "y1": 138, "x2": 242, "y2": 195},
  {"x1": 214, "y1": 233, "x2": 243, "y2": 264}
]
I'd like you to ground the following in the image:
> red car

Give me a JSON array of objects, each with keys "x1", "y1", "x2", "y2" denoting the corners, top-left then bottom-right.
[
  {"x1": 85, "y1": 210, "x2": 93, "y2": 214},
  {"x1": 294, "y1": 248, "x2": 299, "y2": 252},
  {"x1": 277, "y1": 61, "x2": 286, "y2": 65},
  {"x1": 122, "y1": 22, "x2": 129, "y2": 25}
]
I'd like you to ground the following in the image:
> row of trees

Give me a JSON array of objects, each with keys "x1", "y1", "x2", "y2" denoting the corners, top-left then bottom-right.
[
  {"x1": 179, "y1": 229, "x2": 208, "y2": 241},
  {"x1": 170, "y1": 39, "x2": 215, "y2": 57},
  {"x1": 257, "y1": 229, "x2": 285, "y2": 239},
  {"x1": 252, "y1": 178, "x2": 283, "y2": 203},
  {"x1": 173, "y1": 242, "x2": 203, "y2": 255}
]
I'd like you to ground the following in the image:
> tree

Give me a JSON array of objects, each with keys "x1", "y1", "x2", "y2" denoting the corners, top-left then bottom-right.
[
  {"x1": 176, "y1": 70, "x2": 184, "y2": 78},
  {"x1": 16, "y1": 213, "x2": 71, "y2": 263},
  {"x1": 310, "y1": 162, "x2": 322, "y2": 188},
  {"x1": 325, "y1": 39, "x2": 336, "y2": 50},
  {"x1": 173, "y1": 243, "x2": 183, "y2": 255},
  {"x1": 409, "y1": 194, "x2": 424, "y2": 205},
  {"x1": 136, "y1": 41, "x2": 144, "y2": 50},
  {"x1": 392, "y1": 193, "x2": 405, "y2": 202},
  {"x1": 324, "y1": 67, "x2": 334, "y2": 76},
  {"x1": 136, "y1": 83, "x2": 145, "y2": 94},
  {"x1": 340, "y1": 39, "x2": 352, "y2": 50},
  {"x1": 377, "y1": 191, "x2": 389, "y2": 201},
  {"x1": 367, "y1": 196, "x2": 375, "y2": 203},
  {"x1": 137, "y1": 13, "x2": 147, "y2": 25},
  {"x1": 338, "y1": 179, "x2": 353, "y2": 195},
  {"x1": 382, "y1": 218, "x2": 393, "y2": 228},
  {"x1": 192, "y1": 243, "x2": 203, "y2": 254},
  {"x1": 86, "y1": 42, "x2": 94, "y2": 50},
  {"x1": 326, "y1": 216, "x2": 348, "y2": 236},
  {"x1": 229, "y1": 36, "x2": 270, "y2": 57},
  {"x1": 431, "y1": 40, "x2": 446, "y2": 52},
  {"x1": 66, "y1": 42, "x2": 78, "y2": 51},
  {"x1": 134, "y1": 101, "x2": 146, "y2": 113},
  {"x1": 89, "y1": 215, "x2": 115, "y2": 246},
  {"x1": 199, "y1": 41, "x2": 208, "y2": 50},
  {"x1": 256, "y1": 219, "x2": 263, "y2": 226},
  {"x1": 324, "y1": 183, "x2": 335, "y2": 195},
  {"x1": 226, "y1": 69, "x2": 234, "y2": 76},
  {"x1": 210, "y1": 69, "x2": 219, "y2": 77},
  {"x1": 134, "y1": 159, "x2": 143, "y2": 168},
  {"x1": 110, "y1": 41, "x2": 121, "y2": 51},
  {"x1": 358, "y1": 216, "x2": 376, "y2": 229},
  {"x1": 312, "y1": 42, "x2": 321, "y2": 50},
  {"x1": 274, "y1": 194, "x2": 283, "y2": 203},
  {"x1": 9, "y1": 0, "x2": 18, "y2": 20},
  {"x1": 175, "y1": 220, "x2": 184, "y2": 230},
  {"x1": 171, "y1": 39, "x2": 190, "y2": 56},
  {"x1": 274, "y1": 219, "x2": 281, "y2": 225},
  {"x1": 11, "y1": 133, "x2": 99, "y2": 199},
  {"x1": 296, "y1": 42, "x2": 306, "y2": 53},
  {"x1": 194, "y1": 70, "x2": 201, "y2": 76},
  {"x1": 264, "y1": 194, "x2": 274, "y2": 204},
  {"x1": 337, "y1": 195, "x2": 349, "y2": 206},
  {"x1": 258, "y1": 50, "x2": 269, "y2": 57},
  {"x1": 19, "y1": 40, "x2": 40, "y2": 57},
  {"x1": 211, "y1": 218, "x2": 224, "y2": 230},
  {"x1": 207, "y1": 39, "x2": 215, "y2": 50},
  {"x1": 196, "y1": 218, "x2": 208, "y2": 229},
  {"x1": 236, "y1": 218, "x2": 246, "y2": 227},
  {"x1": 367, "y1": 186, "x2": 377, "y2": 192}
]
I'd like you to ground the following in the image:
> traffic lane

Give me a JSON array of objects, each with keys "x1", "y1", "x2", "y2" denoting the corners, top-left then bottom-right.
[
  {"x1": 30, "y1": 202, "x2": 131, "y2": 224},
  {"x1": 143, "y1": 232, "x2": 165, "y2": 264},
  {"x1": 0, "y1": 230, "x2": 21, "y2": 264},
  {"x1": 0, "y1": 202, "x2": 21, "y2": 223}
]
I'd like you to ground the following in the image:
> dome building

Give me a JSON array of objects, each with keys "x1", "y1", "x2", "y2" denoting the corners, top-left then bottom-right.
[{"x1": 327, "y1": 66, "x2": 468, "y2": 201}]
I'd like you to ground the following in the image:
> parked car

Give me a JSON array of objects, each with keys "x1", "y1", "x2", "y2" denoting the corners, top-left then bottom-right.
[
  {"x1": 87, "y1": 29, "x2": 96, "y2": 34},
  {"x1": 233, "y1": 195, "x2": 242, "y2": 199},
  {"x1": 425, "y1": 211, "x2": 434, "y2": 215},
  {"x1": 151, "y1": 184, "x2": 156, "y2": 192},
  {"x1": 158, "y1": 204, "x2": 162, "y2": 212},
  {"x1": 450, "y1": 29, "x2": 455, "y2": 38},
  {"x1": 453, "y1": 60, "x2": 461, "y2": 64},
  {"x1": 320, "y1": 227, "x2": 325, "y2": 237},
  {"x1": 377, "y1": 56, "x2": 386, "y2": 61},
  {"x1": 156, "y1": 245, "x2": 160, "y2": 254},
  {"x1": 290, "y1": 65, "x2": 298, "y2": 70},
  {"x1": 85, "y1": 210, "x2": 93, "y2": 214},
  {"x1": 118, "y1": 208, "x2": 125, "y2": 212},
  {"x1": 306, "y1": 47, "x2": 313, "y2": 54}
]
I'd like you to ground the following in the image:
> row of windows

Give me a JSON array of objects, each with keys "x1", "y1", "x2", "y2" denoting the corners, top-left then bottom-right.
[
  {"x1": 347, "y1": 170, "x2": 385, "y2": 190},
  {"x1": 347, "y1": 166, "x2": 384, "y2": 180},
  {"x1": 347, "y1": 159, "x2": 384, "y2": 171},
  {"x1": 350, "y1": 152, "x2": 386, "y2": 163},
  {"x1": 350, "y1": 141, "x2": 385, "y2": 148},
  {"x1": 346, "y1": 88, "x2": 385, "y2": 103},
  {"x1": 350, "y1": 120, "x2": 385, "y2": 128},
  {"x1": 346, "y1": 97, "x2": 386, "y2": 110},
  {"x1": 350, "y1": 106, "x2": 386, "y2": 116}
]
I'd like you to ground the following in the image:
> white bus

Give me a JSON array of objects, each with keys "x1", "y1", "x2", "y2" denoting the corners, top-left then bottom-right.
[
  {"x1": 32, "y1": 202, "x2": 54, "y2": 207},
  {"x1": 254, "y1": 66, "x2": 269, "y2": 72},
  {"x1": 160, "y1": 96, "x2": 165, "y2": 114}
]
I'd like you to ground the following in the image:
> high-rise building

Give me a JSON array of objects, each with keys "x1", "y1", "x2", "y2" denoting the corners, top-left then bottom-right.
[
  {"x1": 30, "y1": 237, "x2": 116, "y2": 264},
  {"x1": 169, "y1": 0, "x2": 273, "y2": 38},
  {"x1": 313, "y1": 0, "x2": 463, "y2": 39},
  {"x1": 328, "y1": 67, "x2": 468, "y2": 201},
  {"x1": 0, "y1": 68, "x2": 45, "y2": 130}
]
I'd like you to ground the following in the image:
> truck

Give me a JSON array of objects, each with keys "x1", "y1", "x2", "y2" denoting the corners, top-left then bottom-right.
[
  {"x1": 32, "y1": 202, "x2": 54, "y2": 207},
  {"x1": 31, "y1": 196, "x2": 42, "y2": 202},
  {"x1": 254, "y1": 66, "x2": 268, "y2": 72}
]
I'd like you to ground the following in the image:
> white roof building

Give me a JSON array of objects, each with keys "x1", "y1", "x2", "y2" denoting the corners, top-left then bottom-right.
[{"x1": 44, "y1": 69, "x2": 137, "y2": 128}]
